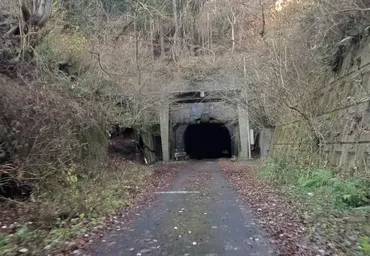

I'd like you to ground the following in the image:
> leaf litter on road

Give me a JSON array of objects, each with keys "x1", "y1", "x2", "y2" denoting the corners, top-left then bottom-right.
[{"x1": 219, "y1": 160, "x2": 320, "y2": 256}]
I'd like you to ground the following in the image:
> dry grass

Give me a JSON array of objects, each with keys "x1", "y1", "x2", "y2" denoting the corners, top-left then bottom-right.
[
  {"x1": 2, "y1": 0, "x2": 370, "y2": 254},
  {"x1": 0, "y1": 159, "x2": 154, "y2": 255},
  {"x1": 0, "y1": 75, "x2": 108, "y2": 186},
  {"x1": 0, "y1": 73, "x2": 159, "y2": 255},
  {"x1": 0, "y1": 74, "x2": 159, "y2": 255}
]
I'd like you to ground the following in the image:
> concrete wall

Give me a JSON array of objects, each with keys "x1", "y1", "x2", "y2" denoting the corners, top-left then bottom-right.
[
  {"x1": 141, "y1": 132, "x2": 157, "y2": 163},
  {"x1": 271, "y1": 34, "x2": 370, "y2": 173},
  {"x1": 158, "y1": 69, "x2": 250, "y2": 161},
  {"x1": 174, "y1": 125, "x2": 188, "y2": 151},
  {"x1": 167, "y1": 69, "x2": 241, "y2": 93},
  {"x1": 226, "y1": 124, "x2": 238, "y2": 157},
  {"x1": 160, "y1": 104, "x2": 170, "y2": 161},
  {"x1": 238, "y1": 103, "x2": 251, "y2": 159},
  {"x1": 260, "y1": 128, "x2": 274, "y2": 159},
  {"x1": 170, "y1": 102, "x2": 237, "y2": 124}
]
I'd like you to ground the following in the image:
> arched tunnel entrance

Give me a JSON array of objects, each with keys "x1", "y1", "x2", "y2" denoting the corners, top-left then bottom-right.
[{"x1": 184, "y1": 123, "x2": 232, "y2": 159}]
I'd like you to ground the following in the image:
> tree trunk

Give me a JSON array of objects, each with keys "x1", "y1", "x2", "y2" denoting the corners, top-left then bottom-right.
[
  {"x1": 150, "y1": 18, "x2": 154, "y2": 60},
  {"x1": 133, "y1": 5, "x2": 141, "y2": 86},
  {"x1": 32, "y1": 0, "x2": 53, "y2": 27},
  {"x1": 172, "y1": 0, "x2": 179, "y2": 58},
  {"x1": 230, "y1": 17, "x2": 235, "y2": 52},
  {"x1": 160, "y1": 21, "x2": 165, "y2": 58},
  {"x1": 227, "y1": 11, "x2": 237, "y2": 52}
]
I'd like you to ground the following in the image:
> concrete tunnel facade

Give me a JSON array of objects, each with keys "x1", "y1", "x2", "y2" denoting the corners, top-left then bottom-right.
[{"x1": 159, "y1": 89, "x2": 253, "y2": 161}]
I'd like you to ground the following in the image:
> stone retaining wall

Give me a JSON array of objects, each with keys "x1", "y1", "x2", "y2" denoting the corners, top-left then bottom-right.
[{"x1": 272, "y1": 33, "x2": 370, "y2": 173}]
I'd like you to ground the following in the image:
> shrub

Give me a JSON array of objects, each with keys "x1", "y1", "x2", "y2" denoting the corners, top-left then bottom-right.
[
  {"x1": 361, "y1": 236, "x2": 370, "y2": 255},
  {"x1": 35, "y1": 160, "x2": 153, "y2": 225},
  {"x1": 0, "y1": 75, "x2": 109, "y2": 199},
  {"x1": 299, "y1": 170, "x2": 370, "y2": 208},
  {"x1": 260, "y1": 157, "x2": 304, "y2": 185},
  {"x1": 261, "y1": 160, "x2": 370, "y2": 209},
  {"x1": 35, "y1": 32, "x2": 89, "y2": 75}
]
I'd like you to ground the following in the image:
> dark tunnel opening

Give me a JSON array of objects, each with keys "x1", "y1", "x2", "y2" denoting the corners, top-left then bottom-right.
[{"x1": 184, "y1": 123, "x2": 232, "y2": 159}]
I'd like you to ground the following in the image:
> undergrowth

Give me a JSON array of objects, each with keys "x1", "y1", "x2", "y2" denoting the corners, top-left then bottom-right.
[
  {"x1": 0, "y1": 160, "x2": 153, "y2": 255},
  {"x1": 260, "y1": 158, "x2": 370, "y2": 255},
  {"x1": 261, "y1": 160, "x2": 370, "y2": 209}
]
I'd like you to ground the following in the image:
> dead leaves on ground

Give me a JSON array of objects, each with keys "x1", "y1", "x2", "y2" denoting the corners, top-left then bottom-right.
[{"x1": 219, "y1": 160, "x2": 319, "y2": 256}]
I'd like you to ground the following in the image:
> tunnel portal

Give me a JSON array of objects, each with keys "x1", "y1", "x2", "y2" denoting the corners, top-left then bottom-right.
[{"x1": 184, "y1": 123, "x2": 232, "y2": 159}]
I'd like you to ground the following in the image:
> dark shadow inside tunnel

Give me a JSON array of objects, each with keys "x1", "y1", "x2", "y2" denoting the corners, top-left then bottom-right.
[{"x1": 184, "y1": 123, "x2": 232, "y2": 159}]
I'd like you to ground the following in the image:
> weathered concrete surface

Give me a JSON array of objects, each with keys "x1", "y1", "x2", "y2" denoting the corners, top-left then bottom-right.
[
  {"x1": 260, "y1": 129, "x2": 274, "y2": 159},
  {"x1": 170, "y1": 102, "x2": 238, "y2": 124},
  {"x1": 271, "y1": 34, "x2": 370, "y2": 172},
  {"x1": 160, "y1": 104, "x2": 170, "y2": 162},
  {"x1": 238, "y1": 104, "x2": 251, "y2": 159},
  {"x1": 89, "y1": 161, "x2": 273, "y2": 256}
]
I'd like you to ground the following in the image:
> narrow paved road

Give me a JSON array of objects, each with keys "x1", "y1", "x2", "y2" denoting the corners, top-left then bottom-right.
[{"x1": 90, "y1": 161, "x2": 273, "y2": 256}]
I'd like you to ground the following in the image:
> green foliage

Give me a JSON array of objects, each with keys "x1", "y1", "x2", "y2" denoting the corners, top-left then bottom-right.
[
  {"x1": 0, "y1": 233, "x2": 14, "y2": 255},
  {"x1": 38, "y1": 162, "x2": 153, "y2": 222},
  {"x1": 15, "y1": 227, "x2": 35, "y2": 243},
  {"x1": 260, "y1": 158, "x2": 303, "y2": 185},
  {"x1": 361, "y1": 236, "x2": 370, "y2": 255},
  {"x1": 298, "y1": 170, "x2": 370, "y2": 208},
  {"x1": 0, "y1": 162, "x2": 153, "y2": 255},
  {"x1": 260, "y1": 158, "x2": 370, "y2": 255},
  {"x1": 35, "y1": 32, "x2": 88, "y2": 74},
  {"x1": 0, "y1": 228, "x2": 37, "y2": 255},
  {"x1": 260, "y1": 160, "x2": 370, "y2": 209}
]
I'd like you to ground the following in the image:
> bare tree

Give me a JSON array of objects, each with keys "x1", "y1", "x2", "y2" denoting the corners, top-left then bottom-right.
[{"x1": 5, "y1": 0, "x2": 52, "y2": 37}]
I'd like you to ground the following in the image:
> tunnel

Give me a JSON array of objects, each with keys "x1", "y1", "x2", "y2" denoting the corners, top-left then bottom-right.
[{"x1": 184, "y1": 123, "x2": 232, "y2": 159}]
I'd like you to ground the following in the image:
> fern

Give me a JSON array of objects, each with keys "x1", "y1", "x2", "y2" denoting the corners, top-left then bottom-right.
[{"x1": 298, "y1": 170, "x2": 334, "y2": 188}]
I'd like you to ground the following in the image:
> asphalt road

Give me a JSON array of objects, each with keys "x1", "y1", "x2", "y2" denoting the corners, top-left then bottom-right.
[{"x1": 89, "y1": 160, "x2": 273, "y2": 256}]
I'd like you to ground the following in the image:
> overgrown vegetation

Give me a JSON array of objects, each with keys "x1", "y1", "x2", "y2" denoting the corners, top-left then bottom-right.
[
  {"x1": 0, "y1": 155, "x2": 154, "y2": 253},
  {"x1": 1, "y1": 0, "x2": 370, "y2": 254},
  {"x1": 260, "y1": 158, "x2": 370, "y2": 255}
]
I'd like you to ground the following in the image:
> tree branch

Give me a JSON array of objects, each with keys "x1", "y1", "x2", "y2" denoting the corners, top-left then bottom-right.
[
  {"x1": 259, "y1": 0, "x2": 265, "y2": 37},
  {"x1": 89, "y1": 51, "x2": 112, "y2": 77},
  {"x1": 5, "y1": 26, "x2": 19, "y2": 37},
  {"x1": 115, "y1": 20, "x2": 134, "y2": 41},
  {"x1": 35, "y1": 0, "x2": 52, "y2": 27}
]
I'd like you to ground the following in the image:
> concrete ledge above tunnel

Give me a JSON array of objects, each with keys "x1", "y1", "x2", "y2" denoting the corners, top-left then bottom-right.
[{"x1": 184, "y1": 123, "x2": 232, "y2": 159}]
